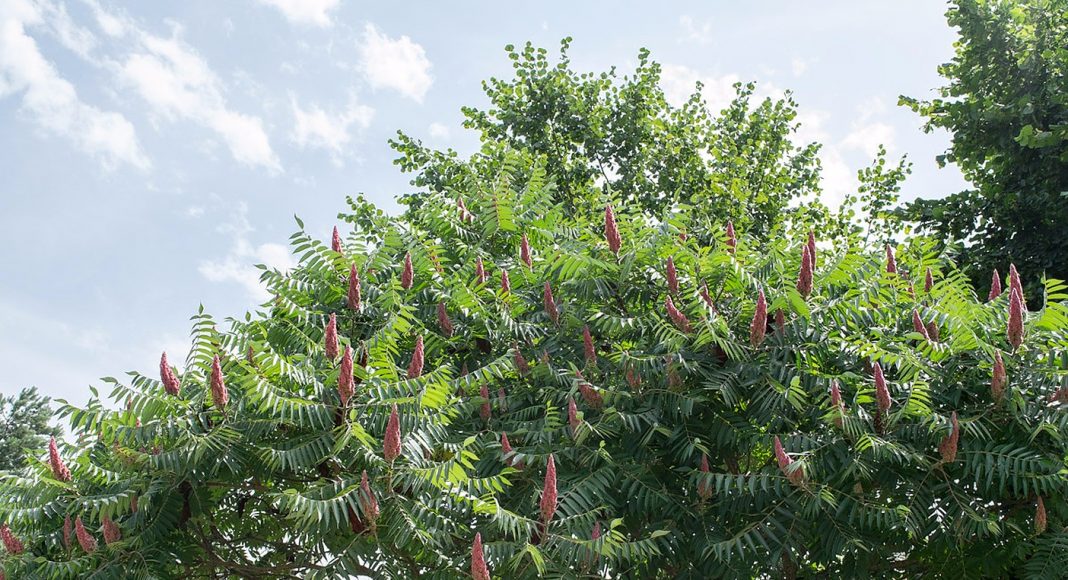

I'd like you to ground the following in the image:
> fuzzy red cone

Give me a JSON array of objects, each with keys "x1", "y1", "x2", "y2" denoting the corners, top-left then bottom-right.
[
  {"x1": 102, "y1": 517, "x2": 121, "y2": 545},
  {"x1": 725, "y1": 221, "x2": 737, "y2": 254},
  {"x1": 63, "y1": 515, "x2": 72, "y2": 550},
  {"x1": 400, "y1": 252, "x2": 414, "y2": 290},
  {"x1": 160, "y1": 352, "x2": 181, "y2": 396},
  {"x1": 339, "y1": 346, "x2": 355, "y2": 405},
  {"x1": 331, "y1": 226, "x2": 343, "y2": 254},
  {"x1": 797, "y1": 244, "x2": 813, "y2": 297},
  {"x1": 665, "y1": 295, "x2": 692, "y2": 332},
  {"x1": 347, "y1": 265, "x2": 361, "y2": 311},
  {"x1": 325, "y1": 313, "x2": 339, "y2": 359},
  {"x1": 543, "y1": 282, "x2": 559, "y2": 324},
  {"x1": 830, "y1": 380, "x2": 845, "y2": 428},
  {"x1": 988, "y1": 269, "x2": 1002, "y2": 301},
  {"x1": 1, "y1": 524, "x2": 23, "y2": 555},
  {"x1": 568, "y1": 397, "x2": 580, "y2": 436},
  {"x1": 592, "y1": 520, "x2": 601, "y2": 540},
  {"x1": 700, "y1": 280, "x2": 716, "y2": 312},
  {"x1": 576, "y1": 371, "x2": 604, "y2": 408},
  {"x1": 500, "y1": 269, "x2": 510, "y2": 293},
  {"x1": 49, "y1": 436, "x2": 72, "y2": 482},
  {"x1": 750, "y1": 289, "x2": 768, "y2": 347},
  {"x1": 479, "y1": 384, "x2": 492, "y2": 421},
  {"x1": 912, "y1": 309, "x2": 930, "y2": 340},
  {"x1": 774, "y1": 436, "x2": 803, "y2": 485},
  {"x1": 626, "y1": 364, "x2": 642, "y2": 389},
  {"x1": 513, "y1": 344, "x2": 529, "y2": 376},
  {"x1": 1008, "y1": 288, "x2": 1025, "y2": 350},
  {"x1": 938, "y1": 412, "x2": 959, "y2": 463},
  {"x1": 582, "y1": 325, "x2": 597, "y2": 364},
  {"x1": 926, "y1": 320, "x2": 940, "y2": 342},
  {"x1": 501, "y1": 432, "x2": 514, "y2": 466},
  {"x1": 359, "y1": 470, "x2": 379, "y2": 523},
  {"x1": 666, "y1": 257, "x2": 679, "y2": 295},
  {"x1": 472, "y1": 532, "x2": 491, "y2": 580},
  {"x1": 540, "y1": 455, "x2": 558, "y2": 524},
  {"x1": 520, "y1": 233, "x2": 533, "y2": 268},
  {"x1": 873, "y1": 362, "x2": 891, "y2": 413},
  {"x1": 74, "y1": 517, "x2": 96, "y2": 553},
  {"x1": 698, "y1": 453, "x2": 712, "y2": 500},
  {"x1": 774, "y1": 309, "x2": 786, "y2": 334},
  {"x1": 408, "y1": 335, "x2": 425, "y2": 379},
  {"x1": 457, "y1": 195, "x2": 473, "y2": 223},
  {"x1": 924, "y1": 267, "x2": 934, "y2": 294},
  {"x1": 475, "y1": 257, "x2": 488, "y2": 284},
  {"x1": 1036, "y1": 496, "x2": 1047, "y2": 534},
  {"x1": 1009, "y1": 264, "x2": 1026, "y2": 308},
  {"x1": 210, "y1": 355, "x2": 228, "y2": 409},
  {"x1": 604, "y1": 204, "x2": 621, "y2": 255},
  {"x1": 437, "y1": 302, "x2": 454, "y2": 337},
  {"x1": 885, "y1": 245, "x2": 897, "y2": 274},
  {"x1": 992, "y1": 350, "x2": 1007, "y2": 402},
  {"x1": 807, "y1": 231, "x2": 817, "y2": 269},
  {"x1": 384, "y1": 404, "x2": 401, "y2": 463}
]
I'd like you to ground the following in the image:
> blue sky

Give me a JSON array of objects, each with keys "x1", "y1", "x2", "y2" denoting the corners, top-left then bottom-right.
[{"x1": 0, "y1": 0, "x2": 968, "y2": 408}]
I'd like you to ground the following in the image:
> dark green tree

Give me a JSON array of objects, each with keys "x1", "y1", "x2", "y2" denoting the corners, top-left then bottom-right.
[
  {"x1": 900, "y1": 0, "x2": 1068, "y2": 300},
  {"x1": 392, "y1": 39, "x2": 824, "y2": 242},
  {"x1": 0, "y1": 387, "x2": 61, "y2": 471}
]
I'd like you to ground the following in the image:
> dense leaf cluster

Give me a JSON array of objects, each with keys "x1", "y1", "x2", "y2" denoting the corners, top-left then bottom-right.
[{"x1": 1, "y1": 150, "x2": 1066, "y2": 578}]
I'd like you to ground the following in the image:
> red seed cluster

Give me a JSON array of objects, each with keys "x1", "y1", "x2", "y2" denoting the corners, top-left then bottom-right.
[
  {"x1": 471, "y1": 532, "x2": 491, "y2": 580},
  {"x1": 347, "y1": 265, "x2": 362, "y2": 311},
  {"x1": 938, "y1": 412, "x2": 959, "y2": 463},
  {"x1": 750, "y1": 289, "x2": 768, "y2": 347},
  {"x1": 324, "y1": 313, "x2": 339, "y2": 359},
  {"x1": 666, "y1": 257, "x2": 679, "y2": 295},
  {"x1": 210, "y1": 355, "x2": 228, "y2": 410},
  {"x1": 437, "y1": 302, "x2": 454, "y2": 337},
  {"x1": 520, "y1": 233, "x2": 533, "y2": 268},
  {"x1": 604, "y1": 204, "x2": 621, "y2": 255},
  {"x1": 359, "y1": 470, "x2": 379, "y2": 522},
  {"x1": 513, "y1": 344, "x2": 529, "y2": 376},
  {"x1": 988, "y1": 269, "x2": 1002, "y2": 301},
  {"x1": 583, "y1": 325, "x2": 597, "y2": 364},
  {"x1": 992, "y1": 350, "x2": 1007, "y2": 401},
  {"x1": 407, "y1": 335, "x2": 425, "y2": 379},
  {"x1": 160, "y1": 352, "x2": 181, "y2": 396},
  {"x1": 698, "y1": 453, "x2": 712, "y2": 500},
  {"x1": 331, "y1": 226, "x2": 343, "y2": 254},
  {"x1": 339, "y1": 346, "x2": 355, "y2": 406},
  {"x1": 830, "y1": 380, "x2": 845, "y2": 428},
  {"x1": 49, "y1": 436, "x2": 72, "y2": 482},
  {"x1": 912, "y1": 310, "x2": 929, "y2": 340},
  {"x1": 384, "y1": 404, "x2": 401, "y2": 463},
  {"x1": 75, "y1": 517, "x2": 97, "y2": 554},
  {"x1": 401, "y1": 252, "x2": 414, "y2": 290},
  {"x1": 774, "y1": 436, "x2": 803, "y2": 485},
  {"x1": 102, "y1": 517, "x2": 121, "y2": 545},
  {"x1": 1008, "y1": 288, "x2": 1024, "y2": 350},
  {"x1": 873, "y1": 363, "x2": 891, "y2": 413},
  {"x1": 500, "y1": 269, "x2": 510, "y2": 293},
  {"x1": 543, "y1": 282, "x2": 559, "y2": 324},
  {"x1": 475, "y1": 257, "x2": 488, "y2": 284},
  {"x1": 1036, "y1": 496, "x2": 1047, "y2": 534},
  {"x1": 480, "y1": 384, "x2": 492, "y2": 421},
  {"x1": 540, "y1": 454, "x2": 558, "y2": 524},
  {"x1": 797, "y1": 244, "x2": 813, "y2": 297},
  {"x1": 885, "y1": 245, "x2": 897, "y2": 274},
  {"x1": 568, "y1": 397, "x2": 580, "y2": 436},
  {"x1": 665, "y1": 296, "x2": 692, "y2": 332},
  {"x1": 725, "y1": 221, "x2": 737, "y2": 254},
  {"x1": 1, "y1": 524, "x2": 24, "y2": 555}
]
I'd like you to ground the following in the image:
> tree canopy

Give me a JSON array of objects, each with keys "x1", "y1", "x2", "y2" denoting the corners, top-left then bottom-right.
[{"x1": 0, "y1": 387, "x2": 61, "y2": 472}]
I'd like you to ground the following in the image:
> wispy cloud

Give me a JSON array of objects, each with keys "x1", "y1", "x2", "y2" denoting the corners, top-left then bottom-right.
[
  {"x1": 0, "y1": 1, "x2": 149, "y2": 171},
  {"x1": 358, "y1": 23, "x2": 432, "y2": 102},
  {"x1": 255, "y1": 0, "x2": 341, "y2": 27},
  {"x1": 678, "y1": 15, "x2": 713, "y2": 45},
  {"x1": 290, "y1": 92, "x2": 373, "y2": 165},
  {"x1": 428, "y1": 121, "x2": 449, "y2": 140},
  {"x1": 198, "y1": 202, "x2": 295, "y2": 301}
]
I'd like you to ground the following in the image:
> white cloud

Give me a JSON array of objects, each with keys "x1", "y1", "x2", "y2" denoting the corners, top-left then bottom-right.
[
  {"x1": 185, "y1": 205, "x2": 205, "y2": 218},
  {"x1": 0, "y1": 6, "x2": 149, "y2": 170},
  {"x1": 679, "y1": 15, "x2": 713, "y2": 45},
  {"x1": 198, "y1": 202, "x2": 295, "y2": 301},
  {"x1": 118, "y1": 32, "x2": 281, "y2": 172},
  {"x1": 290, "y1": 93, "x2": 373, "y2": 165},
  {"x1": 791, "y1": 57, "x2": 809, "y2": 77},
  {"x1": 428, "y1": 121, "x2": 449, "y2": 139},
  {"x1": 660, "y1": 64, "x2": 740, "y2": 112},
  {"x1": 358, "y1": 23, "x2": 432, "y2": 102},
  {"x1": 842, "y1": 121, "x2": 895, "y2": 158},
  {"x1": 255, "y1": 0, "x2": 340, "y2": 27}
]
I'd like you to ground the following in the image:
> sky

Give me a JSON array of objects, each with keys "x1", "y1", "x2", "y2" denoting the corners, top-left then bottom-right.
[{"x1": 0, "y1": 0, "x2": 969, "y2": 409}]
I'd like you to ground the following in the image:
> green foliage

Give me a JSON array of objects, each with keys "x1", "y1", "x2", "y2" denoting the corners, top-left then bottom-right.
[
  {"x1": 391, "y1": 39, "x2": 824, "y2": 243},
  {"x1": 0, "y1": 387, "x2": 61, "y2": 471},
  {"x1": 2, "y1": 154, "x2": 1066, "y2": 578},
  {"x1": 900, "y1": 0, "x2": 1068, "y2": 301}
]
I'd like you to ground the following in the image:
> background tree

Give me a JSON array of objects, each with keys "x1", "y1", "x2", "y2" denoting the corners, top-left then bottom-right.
[
  {"x1": 0, "y1": 387, "x2": 61, "y2": 471},
  {"x1": 900, "y1": 0, "x2": 1068, "y2": 301},
  {"x1": 392, "y1": 39, "x2": 824, "y2": 243}
]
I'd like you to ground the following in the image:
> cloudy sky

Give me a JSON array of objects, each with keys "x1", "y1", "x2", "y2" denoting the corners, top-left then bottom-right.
[{"x1": 0, "y1": 0, "x2": 968, "y2": 408}]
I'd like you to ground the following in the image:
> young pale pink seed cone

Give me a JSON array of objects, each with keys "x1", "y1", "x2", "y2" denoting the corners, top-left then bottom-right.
[
  {"x1": 873, "y1": 362, "x2": 891, "y2": 413},
  {"x1": 540, "y1": 454, "x2": 558, "y2": 524},
  {"x1": 400, "y1": 252, "x2": 414, "y2": 290},
  {"x1": 750, "y1": 289, "x2": 768, "y2": 347},
  {"x1": 604, "y1": 204, "x2": 621, "y2": 254},
  {"x1": 471, "y1": 532, "x2": 491, "y2": 580},
  {"x1": 1009, "y1": 263, "x2": 1025, "y2": 308},
  {"x1": 992, "y1": 350, "x2": 1007, "y2": 401},
  {"x1": 324, "y1": 313, "x2": 339, "y2": 359},
  {"x1": 49, "y1": 436, "x2": 72, "y2": 482},
  {"x1": 725, "y1": 221, "x2": 737, "y2": 253},
  {"x1": 160, "y1": 352, "x2": 181, "y2": 396},
  {"x1": 347, "y1": 265, "x2": 361, "y2": 311},
  {"x1": 830, "y1": 380, "x2": 845, "y2": 428},
  {"x1": 475, "y1": 257, "x2": 488, "y2": 284},
  {"x1": 543, "y1": 282, "x2": 559, "y2": 324},
  {"x1": 568, "y1": 397, "x2": 580, "y2": 435},
  {"x1": 0, "y1": 524, "x2": 23, "y2": 555},
  {"x1": 1008, "y1": 288, "x2": 1025, "y2": 350},
  {"x1": 774, "y1": 436, "x2": 803, "y2": 485},
  {"x1": 102, "y1": 517, "x2": 121, "y2": 545},
  {"x1": 698, "y1": 453, "x2": 712, "y2": 500},
  {"x1": 500, "y1": 269, "x2": 510, "y2": 293},
  {"x1": 988, "y1": 269, "x2": 1002, "y2": 301},
  {"x1": 1035, "y1": 496, "x2": 1047, "y2": 534},
  {"x1": 513, "y1": 344, "x2": 529, "y2": 375},
  {"x1": 520, "y1": 233, "x2": 532, "y2": 268},
  {"x1": 796, "y1": 244, "x2": 813, "y2": 297},
  {"x1": 700, "y1": 280, "x2": 716, "y2": 311},
  {"x1": 437, "y1": 302, "x2": 454, "y2": 337},
  {"x1": 500, "y1": 432, "x2": 514, "y2": 465},
  {"x1": 807, "y1": 231, "x2": 817, "y2": 269},
  {"x1": 359, "y1": 470, "x2": 379, "y2": 522},
  {"x1": 666, "y1": 257, "x2": 679, "y2": 295},
  {"x1": 331, "y1": 226, "x2": 343, "y2": 254},
  {"x1": 338, "y1": 346, "x2": 355, "y2": 405},
  {"x1": 457, "y1": 195, "x2": 473, "y2": 222},
  {"x1": 912, "y1": 310, "x2": 930, "y2": 340},
  {"x1": 582, "y1": 325, "x2": 597, "y2": 365},
  {"x1": 407, "y1": 335, "x2": 425, "y2": 379},
  {"x1": 938, "y1": 412, "x2": 959, "y2": 463},
  {"x1": 924, "y1": 267, "x2": 934, "y2": 294},
  {"x1": 74, "y1": 517, "x2": 97, "y2": 554},
  {"x1": 383, "y1": 404, "x2": 401, "y2": 463},
  {"x1": 479, "y1": 384, "x2": 491, "y2": 421},
  {"x1": 885, "y1": 245, "x2": 897, "y2": 274},
  {"x1": 63, "y1": 515, "x2": 72, "y2": 550},
  {"x1": 210, "y1": 355, "x2": 228, "y2": 409}
]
